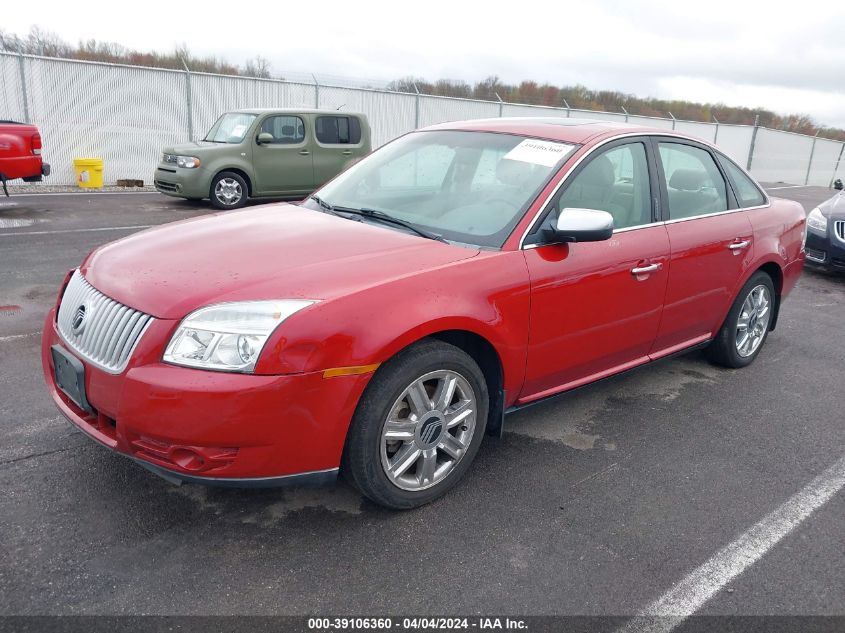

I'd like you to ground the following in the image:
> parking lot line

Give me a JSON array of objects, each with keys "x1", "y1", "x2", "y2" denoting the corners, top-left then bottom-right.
[
  {"x1": 0, "y1": 225, "x2": 153, "y2": 237},
  {"x1": 620, "y1": 454, "x2": 845, "y2": 633},
  {"x1": 0, "y1": 332, "x2": 39, "y2": 343}
]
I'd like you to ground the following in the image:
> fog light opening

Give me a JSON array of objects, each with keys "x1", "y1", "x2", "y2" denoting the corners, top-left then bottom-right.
[{"x1": 170, "y1": 448, "x2": 206, "y2": 472}]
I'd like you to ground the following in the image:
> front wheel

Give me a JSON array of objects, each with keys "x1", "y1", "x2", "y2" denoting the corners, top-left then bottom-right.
[
  {"x1": 210, "y1": 171, "x2": 248, "y2": 209},
  {"x1": 707, "y1": 271, "x2": 775, "y2": 368},
  {"x1": 343, "y1": 340, "x2": 489, "y2": 509}
]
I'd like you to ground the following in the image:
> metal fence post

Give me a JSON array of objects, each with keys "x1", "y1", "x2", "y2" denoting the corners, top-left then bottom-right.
[
  {"x1": 747, "y1": 114, "x2": 760, "y2": 171},
  {"x1": 712, "y1": 115, "x2": 720, "y2": 144},
  {"x1": 182, "y1": 60, "x2": 193, "y2": 141},
  {"x1": 667, "y1": 112, "x2": 676, "y2": 130},
  {"x1": 804, "y1": 131, "x2": 819, "y2": 185},
  {"x1": 495, "y1": 92, "x2": 503, "y2": 117},
  {"x1": 17, "y1": 47, "x2": 31, "y2": 123},
  {"x1": 830, "y1": 143, "x2": 844, "y2": 188},
  {"x1": 313, "y1": 74, "x2": 320, "y2": 108},
  {"x1": 562, "y1": 98, "x2": 571, "y2": 118},
  {"x1": 413, "y1": 83, "x2": 421, "y2": 129}
]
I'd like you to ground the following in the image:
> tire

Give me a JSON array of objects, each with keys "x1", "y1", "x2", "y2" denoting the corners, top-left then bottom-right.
[
  {"x1": 707, "y1": 271, "x2": 776, "y2": 368},
  {"x1": 343, "y1": 339, "x2": 489, "y2": 509},
  {"x1": 210, "y1": 171, "x2": 248, "y2": 209}
]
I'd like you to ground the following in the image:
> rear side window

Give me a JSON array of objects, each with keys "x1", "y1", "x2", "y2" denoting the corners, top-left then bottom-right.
[
  {"x1": 719, "y1": 156, "x2": 766, "y2": 207},
  {"x1": 259, "y1": 116, "x2": 305, "y2": 144},
  {"x1": 658, "y1": 142, "x2": 728, "y2": 220},
  {"x1": 316, "y1": 116, "x2": 362, "y2": 145}
]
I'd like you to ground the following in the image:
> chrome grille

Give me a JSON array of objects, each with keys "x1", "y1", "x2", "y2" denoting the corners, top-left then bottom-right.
[
  {"x1": 834, "y1": 220, "x2": 845, "y2": 242},
  {"x1": 162, "y1": 153, "x2": 177, "y2": 164},
  {"x1": 57, "y1": 270, "x2": 154, "y2": 374}
]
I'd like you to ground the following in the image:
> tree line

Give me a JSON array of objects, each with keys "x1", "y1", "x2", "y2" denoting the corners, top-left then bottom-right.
[
  {"x1": 388, "y1": 76, "x2": 843, "y2": 141},
  {"x1": 2, "y1": 26, "x2": 841, "y2": 141}
]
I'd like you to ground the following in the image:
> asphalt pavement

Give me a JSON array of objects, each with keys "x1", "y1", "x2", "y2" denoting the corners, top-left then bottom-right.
[{"x1": 0, "y1": 187, "x2": 842, "y2": 625}]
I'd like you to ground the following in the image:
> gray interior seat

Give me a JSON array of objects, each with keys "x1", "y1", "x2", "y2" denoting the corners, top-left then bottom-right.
[
  {"x1": 667, "y1": 168, "x2": 717, "y2": 217},
  {"x1": 559, "y1": 155, "x2": 628, "y2": 225}
]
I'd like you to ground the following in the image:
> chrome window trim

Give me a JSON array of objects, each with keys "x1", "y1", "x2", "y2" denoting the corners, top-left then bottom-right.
[{"x1": 518, "y1": 131, "x2": 771, "y2": 250}]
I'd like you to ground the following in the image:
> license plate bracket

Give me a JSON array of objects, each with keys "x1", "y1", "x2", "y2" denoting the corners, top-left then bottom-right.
[{"x1": 51, "y1": 345, "x2": 93, "y2": 413}]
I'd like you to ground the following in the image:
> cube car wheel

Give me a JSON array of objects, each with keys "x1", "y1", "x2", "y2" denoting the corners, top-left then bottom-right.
[
  {"x1": 210, "y1": 171, "x2": 247, "y2": 209},
  {"x1": 343, "y1": 340, "x2": 489, "y2": 509}
]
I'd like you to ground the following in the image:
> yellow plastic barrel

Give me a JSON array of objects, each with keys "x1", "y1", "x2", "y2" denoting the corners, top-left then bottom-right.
[{"x1": 73, "y1": 158, "x2": 104, "y2": 188}]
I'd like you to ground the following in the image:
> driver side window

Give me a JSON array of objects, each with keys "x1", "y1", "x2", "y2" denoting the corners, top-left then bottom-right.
[{"x1": 557, "y1": 142, "x2": 652, "y2": 230}]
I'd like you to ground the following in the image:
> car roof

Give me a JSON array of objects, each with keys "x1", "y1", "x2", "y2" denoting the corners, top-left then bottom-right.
[
  {"x1": 421, "y1": 117, "x2": 673, "y2": 145},
  {"x1": 232, "y1": 108, "x2": 365, "y2": 116}
]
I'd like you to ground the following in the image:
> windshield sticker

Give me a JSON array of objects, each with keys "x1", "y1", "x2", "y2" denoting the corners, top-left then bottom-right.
[
  {"x1": 504, "y1": 139, "x2": 572, "y2": 167},
  {"x1": 230, "y1": 124, "x2": 247, "y2": 138}
]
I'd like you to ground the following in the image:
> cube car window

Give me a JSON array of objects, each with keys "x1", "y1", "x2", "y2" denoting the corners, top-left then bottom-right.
[
  {"x1": 316, "y1": 116, "x2": 362, "y2": 145},
  {"x1": 659, "y1": 142, "x2": 728, "y2": 219},
  {"x1": 557, "y1": 142, "x2": 652, "y2": 230},
  {"x1": 259, "y1": 116, "x2": 305, "y2": 144}
]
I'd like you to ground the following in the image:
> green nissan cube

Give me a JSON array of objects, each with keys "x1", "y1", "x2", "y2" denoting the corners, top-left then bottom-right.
[{"x1": 155, "y1": 109, "x2": 372, "y2": 209}]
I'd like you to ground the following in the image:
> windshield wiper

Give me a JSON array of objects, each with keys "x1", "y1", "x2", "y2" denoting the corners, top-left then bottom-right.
[
  {"x1": 334, "y1": 206, "x2": 447, "y2": 243},
  {"x1": 309, "y1": 195, "x2": 345, "y2": 217}
]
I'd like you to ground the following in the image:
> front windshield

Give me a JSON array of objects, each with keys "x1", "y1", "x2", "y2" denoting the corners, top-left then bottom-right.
[
  {"x1": 203, "y1": 112, "x2": 258, "y2": 144},
  {"x1": 310, "y1": 130, "x2": 576, "y2": 247}
]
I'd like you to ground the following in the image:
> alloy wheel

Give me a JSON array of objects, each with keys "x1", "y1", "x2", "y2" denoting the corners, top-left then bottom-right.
[
  {"x1": 735, "y1": 284, "x2": 771, "y2": 358},
  {"x1": 380, "y1": 369, "x2": 477, "y2": 492}
]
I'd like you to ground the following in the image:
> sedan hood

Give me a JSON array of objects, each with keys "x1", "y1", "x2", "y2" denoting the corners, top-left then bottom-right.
[
  {"x1": 82, "y1": 204, "x2": 479, "y2": 319},
  {"x1": 818, "y1": 191, "x2": 845, "y2": 218}
]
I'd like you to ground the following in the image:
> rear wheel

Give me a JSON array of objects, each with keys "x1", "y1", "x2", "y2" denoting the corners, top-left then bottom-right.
[
  {"x1": 343, "y1": 340, "x2": 488, "y2": 509},
  {"x1": 210, "y1": 171, "x2": 247, "y2": 209},
  {"x1": 707, "y1": 271, "x2": 775, "y2": 368}
]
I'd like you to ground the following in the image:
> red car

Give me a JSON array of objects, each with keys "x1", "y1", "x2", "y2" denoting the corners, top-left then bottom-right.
[
  {"x1": 0, "y1": 120, "x2": 49, "y2": 194},
  {"x1": 41, "y1": 119, "x2": 805, "y2": 509}
]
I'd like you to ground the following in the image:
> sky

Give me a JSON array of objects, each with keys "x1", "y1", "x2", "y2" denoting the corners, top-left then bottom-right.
[{"x1": 5, "y1": 0, "x2": 845, "y2": 127}]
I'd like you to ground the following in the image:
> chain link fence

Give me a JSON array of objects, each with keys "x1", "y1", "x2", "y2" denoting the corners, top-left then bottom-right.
[{"x1": 3, "y1": 51, "x2": 845, "y2": 188}]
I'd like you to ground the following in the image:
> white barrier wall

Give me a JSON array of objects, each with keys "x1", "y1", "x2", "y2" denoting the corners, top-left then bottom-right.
[
  {"x1": 2, "y1": 52, "x2": 843, "y2": 188},
  {"x1": 750, "y1": 129, "x2": 816, "y2": 185},
  {"x1": 806, "y1": 137, "x2": 842, "y2": 187}
]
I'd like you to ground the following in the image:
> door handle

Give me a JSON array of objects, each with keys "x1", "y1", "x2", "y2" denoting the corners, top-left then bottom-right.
[
  {"x1": 631, "y1": 263, "x2": 662, "y2": 275},
  {"x1": 299, "y1": 150, "x2": 311, "y2": 156},
  {"x1": 727, "y1": 240, "x2": 750, "y2": 251},
  {"x1": 341, "y1": 150, "x2": 353, "y2": 155}
]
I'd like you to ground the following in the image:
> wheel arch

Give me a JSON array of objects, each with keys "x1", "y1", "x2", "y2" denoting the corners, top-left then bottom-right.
[
  {"x1": 212, "y1": 167, "x2": 253, "y2": 197},
  {"x1": 428, "y1": 330, "x2": 506, "y2": 437},
  {"x1": 369, "y1": 323, "x2": 510, "y2": 438},
  {"x1": 755, "y1": 260, "x2": 784, "y2": 331}
]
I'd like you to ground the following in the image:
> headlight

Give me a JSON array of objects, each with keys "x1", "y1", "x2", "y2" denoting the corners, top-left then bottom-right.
[
  {"x1": 806, "y1": 207, "x2": 827, "y2": 233},
  {"x1": 163, "y1": 300, "x2": 315, "y2": 372},
  {"x1": 176, "y1": 155, "x2": 201, "y2": 169}
]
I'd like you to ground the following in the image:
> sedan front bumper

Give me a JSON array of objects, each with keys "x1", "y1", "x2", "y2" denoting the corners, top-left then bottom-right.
[
  {"x1": 805, "y1": 230, "x2": 845, "y2": 272},
  {"x1": 41, "y1": 308, "x2": 372, "y2": 486}
]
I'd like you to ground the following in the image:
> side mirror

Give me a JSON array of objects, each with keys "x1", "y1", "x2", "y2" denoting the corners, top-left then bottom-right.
[
  {"x1": 834, "y1": 179, "x2": 843, "y2": 191},
  {"x1": 256, "y1": 132, "x2": 274, "y2": 145},
  {"x1": 546, "y1": 208, "x2": 614, "y2": 243}
]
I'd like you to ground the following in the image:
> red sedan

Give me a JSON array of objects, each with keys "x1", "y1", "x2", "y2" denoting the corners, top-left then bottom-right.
[{"x1": 42, "y1": 119, "x2": 806, "y2": 508}]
